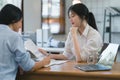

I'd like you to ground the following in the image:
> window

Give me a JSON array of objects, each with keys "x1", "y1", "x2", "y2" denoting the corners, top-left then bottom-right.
[
  {"x1": 41, "y1": 0, "x2": 65, "y2": 34},
  {"x1": 0, "y1": 0, "x2": 21, "y2": 9}
]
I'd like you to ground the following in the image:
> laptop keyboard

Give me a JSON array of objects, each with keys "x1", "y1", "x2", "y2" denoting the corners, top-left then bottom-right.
[
  {"x1": 75, "y1": 64, "x2": 111, "y2": 71},
  {"x1": 76, "y1": 64, "x2": 100, "y2": 70}
]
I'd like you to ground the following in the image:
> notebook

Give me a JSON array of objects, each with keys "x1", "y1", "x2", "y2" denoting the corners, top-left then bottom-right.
[{"x1": 75, "y1": 43, "x2": 119, "y2": 72}]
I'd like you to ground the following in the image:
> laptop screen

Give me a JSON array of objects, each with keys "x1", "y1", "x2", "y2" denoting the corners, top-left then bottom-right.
[{"x1": 98, "y1": 43, "x2": 119, "y2": 67}]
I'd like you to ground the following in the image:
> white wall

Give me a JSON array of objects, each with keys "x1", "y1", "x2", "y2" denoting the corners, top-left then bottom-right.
[{"x1": 24, "y1": 0, "x2": 41, "y2": 32}]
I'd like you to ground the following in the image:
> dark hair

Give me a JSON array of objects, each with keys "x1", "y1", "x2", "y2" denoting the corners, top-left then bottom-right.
[
  {"x1": 88, "y1": 12, "x2": 98, "y2": 30},
  {"x1": 0, "y1": 4, "x2": 22, "y2": 25},
  {"x1": 68, "y1": 3, "x2": 98, "y2": 30}
]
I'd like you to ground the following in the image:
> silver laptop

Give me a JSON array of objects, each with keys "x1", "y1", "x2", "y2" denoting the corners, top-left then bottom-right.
[{"x1": 75, "y1": 43, "x2": 119, "y2": 72}]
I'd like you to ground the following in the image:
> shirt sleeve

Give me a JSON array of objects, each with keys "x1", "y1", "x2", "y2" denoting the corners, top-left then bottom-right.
[
  {"x1": 11, "y1": 34, "x2": 35, "y2": 71},
  {"x1": 63, "y1": 32, "x2": 74, "y2": 59}
]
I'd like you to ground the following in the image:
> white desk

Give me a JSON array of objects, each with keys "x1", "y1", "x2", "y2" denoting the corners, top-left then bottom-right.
[{"x1": 42, "y1": 47, "x2": 64, "y2": 53}]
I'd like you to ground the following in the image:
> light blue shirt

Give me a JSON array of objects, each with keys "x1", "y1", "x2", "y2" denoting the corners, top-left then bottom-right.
[{"x1": 0, "y1": 24, "x2": 35, "y2": 80}]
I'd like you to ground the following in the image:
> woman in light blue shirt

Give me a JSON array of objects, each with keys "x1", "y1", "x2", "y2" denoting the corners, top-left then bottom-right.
[{"x1": 0, "y1": 4, "x2": 50, "y2": 80}]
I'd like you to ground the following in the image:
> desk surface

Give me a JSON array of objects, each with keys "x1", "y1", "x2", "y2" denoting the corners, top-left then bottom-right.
[{"x1": 19, "y1": 61, "x2": 120, "y2": 80}]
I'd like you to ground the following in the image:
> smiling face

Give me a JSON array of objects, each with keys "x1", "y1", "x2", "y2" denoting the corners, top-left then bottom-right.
[{"x1": 69, "y1": 11, "x2": 82, "y2": 28}]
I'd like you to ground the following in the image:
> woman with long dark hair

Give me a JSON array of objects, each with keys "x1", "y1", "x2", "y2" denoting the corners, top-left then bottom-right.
[{"x1": 39, "y1": 3, "x2": 103, "y2": 62}]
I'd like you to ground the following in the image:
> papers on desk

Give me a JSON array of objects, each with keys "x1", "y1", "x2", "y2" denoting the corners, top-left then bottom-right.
[
  {"x1": 24, "y1": 39, "x2": 68, "y2": 67},
  {"x1": 44, "y1": 59, "x2": 68, "y2": 67},
  {"x1": 35, "y1": 58, "x2": 68, "y2": 67}
]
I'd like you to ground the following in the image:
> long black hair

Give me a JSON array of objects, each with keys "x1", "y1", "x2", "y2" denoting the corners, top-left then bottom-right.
[
  {"x1": 0, "y1": 4, "x2": 22, "y2": 25},
  {"x1": 68, "y1": 3, "x2": 98, "y2": 30}
]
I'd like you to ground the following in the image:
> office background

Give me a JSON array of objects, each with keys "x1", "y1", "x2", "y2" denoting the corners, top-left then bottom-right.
[
  {"x1": 0, "y1": 0, "x2": 120, "y2": 44},
  {"x1": 23, "y1": 0, "x2": 120, "y2": 44}
]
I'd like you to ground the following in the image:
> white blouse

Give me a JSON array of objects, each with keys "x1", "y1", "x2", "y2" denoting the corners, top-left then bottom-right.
[{"x1": 63, "y1": 24, "x2": 103, "y2": 61}]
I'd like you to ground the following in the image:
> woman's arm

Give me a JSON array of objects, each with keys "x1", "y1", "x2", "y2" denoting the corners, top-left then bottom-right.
[
  {"x1": 71, "y1": 27, "x2": 82, "y2": 62},
  {"x1": 49, "y1": 54, "x2": 68, "y2": 60},
  {"x1": 39, "y1": 48, "x2": 68, "y2": 60}
]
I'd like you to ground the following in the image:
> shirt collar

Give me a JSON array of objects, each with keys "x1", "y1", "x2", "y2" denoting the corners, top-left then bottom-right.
[
  {"x1": 82, "y1": 24, "x2": 90, "y2": 37},
  {"x1": 0, "y1": 24, "x2": 11, "y2": 30}
]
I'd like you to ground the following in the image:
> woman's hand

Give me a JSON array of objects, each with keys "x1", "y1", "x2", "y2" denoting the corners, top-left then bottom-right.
[
  {"x1": 31, "y1": 56, "x2": 51, "y2": 71},
  {"x1": 42, "y1": 56, "x2": 51, "y2": 65},
  {"x1": 38, "y1": 48, "x2": 49, "y2": 56},
  {"x1": 71, "y1": 27, "x2": 78, "y2": 36}
]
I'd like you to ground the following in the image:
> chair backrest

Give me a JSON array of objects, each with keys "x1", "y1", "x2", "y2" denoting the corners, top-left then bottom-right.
[{"x1": 99, "y1": 43, "x2": 109, "y2": 54}]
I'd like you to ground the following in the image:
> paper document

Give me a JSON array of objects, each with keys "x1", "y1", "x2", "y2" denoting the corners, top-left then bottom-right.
[
  {"x1": 24, "y1": 39, "x2": 68, "y2": 67},
  {"x1": 24, "y1": 39, "x2": 45, "y2": 60},
  {"x1": 44, "y1": 59, "x2": 68, "y2": 67}
]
